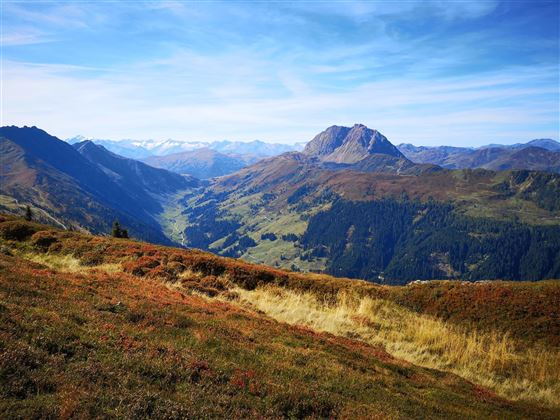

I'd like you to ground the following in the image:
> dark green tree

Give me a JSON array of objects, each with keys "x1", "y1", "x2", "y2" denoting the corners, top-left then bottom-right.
[
  {"x1": 112, "y1": 221, "x2": 121, "y2": 237},
  {"x1": 112, "y1": 221, "x2": 129, "y2": 238},
  {"x1": 24, "y1": 205, "x2": 33, "y2": 221}
]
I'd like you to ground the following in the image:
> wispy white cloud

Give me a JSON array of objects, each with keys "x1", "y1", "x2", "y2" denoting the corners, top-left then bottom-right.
[
  {"x1": 3, "y1": 2, "x2": 100, "y2": 29},
  {"x1": 3, "y1": 56, "x2": 557, "y2": 146},
  {"x1": 1, "y1": 28, "x2": 53, "y2": 46},
  {"x1": 287, "y1": 0, "x2": 499, "y2": 20},
  {"x1": 1, "y1": 1, "x2": 558, "y2": 146}
]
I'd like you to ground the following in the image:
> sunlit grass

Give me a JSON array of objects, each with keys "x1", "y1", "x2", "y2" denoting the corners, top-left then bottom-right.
[
  {"x1": 227, "y1": 285, "x2": 560, "y2": 408},
  {"x1": 23, "y1": 252, "x2": 122, "y2": 274}
]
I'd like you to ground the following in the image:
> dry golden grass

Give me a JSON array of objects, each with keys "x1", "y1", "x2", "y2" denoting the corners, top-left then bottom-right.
[
  {"x1": 23, "y1": 252, "x2": 122, "y2": 274},
  {"x1": 227, "y1": 285, "x2": 560, "y2": 408},
  {"x1": 177, "y1": 268, "x2": 205, "y2": 281}
]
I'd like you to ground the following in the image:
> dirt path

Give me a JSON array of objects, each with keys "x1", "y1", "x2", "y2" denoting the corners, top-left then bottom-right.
[{"x1": 9, "y1": 197, "x2": 68, "y2": 230}]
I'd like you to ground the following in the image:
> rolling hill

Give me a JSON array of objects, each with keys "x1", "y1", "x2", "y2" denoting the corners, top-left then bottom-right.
[{"x1": 0, "y1": 215, "x2": 558, "y2": 417}]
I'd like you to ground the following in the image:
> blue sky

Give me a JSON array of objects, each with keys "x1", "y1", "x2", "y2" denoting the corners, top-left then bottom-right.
[{"x1": 2, "y1": 0, "x2": 558, "y2": 146}]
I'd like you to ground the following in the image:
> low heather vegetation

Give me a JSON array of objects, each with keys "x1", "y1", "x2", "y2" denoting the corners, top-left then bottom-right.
[{"x1": 0, "y1": 215, "x2": 558, "y2": 418}]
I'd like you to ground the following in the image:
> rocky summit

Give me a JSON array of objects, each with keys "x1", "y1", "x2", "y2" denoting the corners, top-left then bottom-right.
[{"x1": 303, "y1": 124, "x2": 405, "y2": 163}]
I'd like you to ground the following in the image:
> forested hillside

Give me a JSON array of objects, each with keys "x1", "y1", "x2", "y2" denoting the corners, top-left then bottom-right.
[{"x1": 302, "y1": 199, "x2": 560, "y2": 282}]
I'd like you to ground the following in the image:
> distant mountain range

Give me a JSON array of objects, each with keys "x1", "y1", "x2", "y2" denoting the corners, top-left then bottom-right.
[
  {"x1": 66, "y1": 136, "x2": 306, "y2": 179},
  {"x1": 398, "y1": 138, "x2": 560, "y2": 172},
  {"x1": 67, "y1": 135, "x2": 305, "y2": 159},
  {"x1": 142, "y1": 148, "x2": 252, "y2": 179},
  {"x1": 3, "y1": 124, "x2": 560, "y2": 283},
  {"x1": 69, "y1": 131, "x2": 560, "y2": 180},
  {"x1": 483, "y1": 138, "x2": 560, "y2": 151}
]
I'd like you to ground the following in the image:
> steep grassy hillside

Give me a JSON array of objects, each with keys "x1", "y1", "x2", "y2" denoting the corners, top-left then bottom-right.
[{"x1": 0, "y1": 216, "x2": 558, "y2": 417}]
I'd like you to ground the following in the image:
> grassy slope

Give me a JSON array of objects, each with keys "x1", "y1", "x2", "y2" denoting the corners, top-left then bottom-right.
[
  {"x1": 0, "y1": 216, "x2": 558, "y2": 418},
  {"x1": 382, "y1": 281, "x2": 560, "y2": 347}
]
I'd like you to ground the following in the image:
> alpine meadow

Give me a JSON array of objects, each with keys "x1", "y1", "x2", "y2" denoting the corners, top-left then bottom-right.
[{"x1": 1, "y1": 1, "x2": 559, "y2": 419}]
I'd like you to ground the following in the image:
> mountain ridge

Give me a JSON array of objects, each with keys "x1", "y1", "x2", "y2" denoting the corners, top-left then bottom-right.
[
  {"x1": 73, "y1": 140, "x2": 197, "y2": 198},
  {"x1": 398, "y1": 139, "x2": 560, "y2": 172},
  {"x1": 0, "y1": 126, "x2": 197, "y2": 243}
]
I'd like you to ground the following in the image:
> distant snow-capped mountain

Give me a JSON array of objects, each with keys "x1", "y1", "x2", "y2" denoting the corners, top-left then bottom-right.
[
  {"x1": 210, "y1": 140, "x2": 305, "y2": 157},
  {"x1": 66, "y1": 136, "x2": 305, "y2": 159}
]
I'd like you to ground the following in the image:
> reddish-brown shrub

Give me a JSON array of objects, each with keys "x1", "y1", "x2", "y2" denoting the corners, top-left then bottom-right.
[
  {"x1": 30, "y1": 231, "x2": 59, "y2": 251},
  {"x1": 168, "y1": 253, "x2": 184, "y2": 263},
  {"x1": 199, "y1": 275, "x2": 230, "y2": 291},
  {"x1": 165, "y1": 261, "x2": 185, "y2": 275},
  {"x1": 80, "y1": 251, "x2": 104, "y2": 266},
  {"x1": 123, "y1": 256, "x2": 161, "y2": 277},
  {"x1": 145, "y1": 265, "x2": 176, "y2": 281}
]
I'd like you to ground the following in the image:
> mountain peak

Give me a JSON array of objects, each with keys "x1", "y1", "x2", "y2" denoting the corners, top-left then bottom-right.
[
  {"x1": 303, "y1": 124, "x2": 404, "y2": 163},
  {"x1": 73, "y1": 139, "x2": 96, "y2": 148},
  {"x1": 73, "y1": 139, "x2": 120, "y2": 159},
  {"x1": 526, "y1": 138, "x2": 560, "y2": 152}
]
